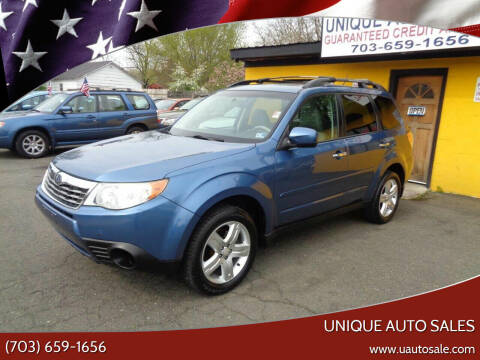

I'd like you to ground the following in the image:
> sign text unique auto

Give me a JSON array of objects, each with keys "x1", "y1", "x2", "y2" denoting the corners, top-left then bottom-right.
[{"x1": 321, "y1": 18, "x2": 480, "y2": 58}]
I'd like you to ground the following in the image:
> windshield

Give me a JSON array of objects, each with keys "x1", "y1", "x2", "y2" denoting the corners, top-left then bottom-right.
[
  {"x1": 170, "y1": 90, "x2": 295, "y2": 143},
  {"x1": 180, "y1": 97, "x2": 204, "y2": 110},
  {"x1": 155, "y1": 99, "x2": 176, "y2": 110},
  {"x1": 35, "y1": 93, "x2": 69, "y2": 113}
]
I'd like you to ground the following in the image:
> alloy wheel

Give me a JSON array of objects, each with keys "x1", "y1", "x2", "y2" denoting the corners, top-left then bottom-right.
[
  {"x1": 201, "y1": 221, "x2": 251, "y2": 285},
  {"x1": 379, "y1": 179, "x2": 399, "y2": 217},
  {"x1": 22, "y1": 135, "x2": 45, "y2": 156}
]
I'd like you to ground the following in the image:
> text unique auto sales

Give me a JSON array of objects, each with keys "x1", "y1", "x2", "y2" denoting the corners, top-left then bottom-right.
[{"x1": 324, "y1": 319, "x2": 475, "y2": 333}]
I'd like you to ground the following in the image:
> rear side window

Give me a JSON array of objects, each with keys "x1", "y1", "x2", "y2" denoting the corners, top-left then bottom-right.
[
  {"x1": 374, "y1": 96, "x2": 402, "y2": 130},
  {"x1": 98, "y1": 94, "x2": 127, "y2": 111},
  {"x1": 341, "y1": 94, "x2": 378, "y2": 136},
  {"x1": 127, "y1": 94, "x2": 150, "y2": 110}
]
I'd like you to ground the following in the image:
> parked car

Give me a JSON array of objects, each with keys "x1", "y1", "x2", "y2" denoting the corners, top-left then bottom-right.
[
  {"x1": 157, "y1": 97, "x2": 206, "y2": 128},
  {"x1": 154, "y1": 98, "x2": 191, "y2": 114},
  {"x1": 0, "y1": 90, "x2": 158, "y2": 158},
  {"x1": 2, "y1": 90, "x2": 53, "y2": 113},
  {"x1": 35, "y1": 76, "x2": 413, "y2": 294}
]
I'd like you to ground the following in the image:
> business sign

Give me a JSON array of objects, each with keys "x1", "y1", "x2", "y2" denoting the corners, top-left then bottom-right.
[
  {"x1": 474, "y1": 78, "x2": 480, "y2": 103},
  {"x1": 407, "y1": 106, "x2": 426, "y2": 116},
  {"x1": 321, "y1": 17, "x2": 480, "y2": 58}
]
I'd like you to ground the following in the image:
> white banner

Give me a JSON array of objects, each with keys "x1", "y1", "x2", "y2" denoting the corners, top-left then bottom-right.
[
  {"x1": 321, "y1": 18, "x2": 480, "y2": 58},
  {"x1": 314, "y1": 0, "x2": 480, "y2": 30}
]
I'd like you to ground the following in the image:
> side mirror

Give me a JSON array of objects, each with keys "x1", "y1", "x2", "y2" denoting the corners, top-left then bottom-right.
[
  {"x1": 58, "y1": 106, "x2": 73, "y2": 114},
  {"x1": 288, "y1": 127, "x2": 317, "y2": 148},
  {"x1": 22, "y1": 104, "x2": 33, "y2": 110}
]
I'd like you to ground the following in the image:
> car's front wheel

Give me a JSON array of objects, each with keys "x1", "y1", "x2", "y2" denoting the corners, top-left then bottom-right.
[
  {"x1": 15, "y1": 130, "x2": 50, "y2": 158},
  {"x1": 183, "y1": 205, "x2": 257, "y2": 295},
  {"x1": 364, "y1": 171, "x2": 402, "y2": 224}
]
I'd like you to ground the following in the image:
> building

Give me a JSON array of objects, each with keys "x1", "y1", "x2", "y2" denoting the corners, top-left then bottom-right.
[
  {"x1": 51, "y1": 61, "x2": 143, "y2": 92},
  {"x1": 231, "y1": 19, "x2": 480, "y2": 198}
]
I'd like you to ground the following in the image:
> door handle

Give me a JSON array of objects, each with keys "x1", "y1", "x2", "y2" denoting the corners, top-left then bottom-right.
[
  {"x1": 332, "y1": 151, "x2": 348, "y2": 159},
  {"x1": 86, "y1": 115, "x2": 95, "y2": 119},
  {"x1": 379, "y1": 142, "x2": 391, "y2": 148}
]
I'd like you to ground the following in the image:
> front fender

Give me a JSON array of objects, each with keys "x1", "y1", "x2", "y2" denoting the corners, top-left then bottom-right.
[
  {"x1": 165, "y1": 172, "x2": 275, "y2": 236},
  {"x1": 10, "y1": 123, "x2": 55, "y2": 148}
]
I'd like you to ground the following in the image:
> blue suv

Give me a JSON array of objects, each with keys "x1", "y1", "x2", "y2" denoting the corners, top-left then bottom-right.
[
  {"x1": 35, "y1": 77, "x2": 413, "y2": 294},
  {"x1": 0, "y1": 90, "x2": 157, "y2": 158}
]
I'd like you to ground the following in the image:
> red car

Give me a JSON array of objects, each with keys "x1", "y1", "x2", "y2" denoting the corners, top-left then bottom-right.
[{"x1": 154, "y1": 98, "x2": 191, "y2": 114}]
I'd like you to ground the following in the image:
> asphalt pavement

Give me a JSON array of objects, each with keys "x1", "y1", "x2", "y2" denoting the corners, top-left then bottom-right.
[{"x1": 0, "y1": 148, "x2": 479, "y2": 331}]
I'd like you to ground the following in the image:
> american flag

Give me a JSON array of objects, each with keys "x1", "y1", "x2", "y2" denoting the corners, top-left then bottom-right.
[
  {"x1": 0, "y1": 0, "x2": 478, "y2": 109},
  {"x1": 80, "y1": 77, "x2": 90, "y2": 97}
]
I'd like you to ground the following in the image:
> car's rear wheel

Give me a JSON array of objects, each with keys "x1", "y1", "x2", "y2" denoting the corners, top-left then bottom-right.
[
  {"x1": 183, "y1": 204, "x2": 257, "y2": 295},
  {"x1": 126, "y1": 125, "x2": 146, "y2": 135},
  {"x1": 364, "y1": 171, "x2": 402, "y2": 224},
  {"x1": 15, "y1": 130, "x2": 50, "y2": 158}
]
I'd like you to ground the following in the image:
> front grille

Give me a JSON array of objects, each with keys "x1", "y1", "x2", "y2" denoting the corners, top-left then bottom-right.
[{"x1": 42, "y1": 164, "x2": 96, "y2": 209}]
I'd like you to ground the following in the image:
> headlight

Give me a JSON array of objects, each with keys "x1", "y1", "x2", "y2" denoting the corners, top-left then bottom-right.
[
  {"x1": 84, "y1": 179, "x2": 168, "y2": 210},
  {"x1": 0, "y1": 121, "x2": 5, "y2": 128}
]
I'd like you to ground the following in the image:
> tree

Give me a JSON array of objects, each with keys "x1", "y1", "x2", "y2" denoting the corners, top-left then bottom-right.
[
  {"x1": 205, "y1": 61, "x2": 245, "y2": 91},
  {"x1": 126, "y1": 40, "x2": 165, "y2": 88},
  {"x1": 169, "y1": 64, "x2": 206, "y2": 94},
  {"x1": 158, "y1": 23, "x2": 244, "y2": 91},
  {"x1": 253, "y1": 17, "x2": 322, "y2": 46}
]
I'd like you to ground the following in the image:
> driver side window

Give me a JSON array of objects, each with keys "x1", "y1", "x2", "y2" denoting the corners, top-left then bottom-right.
[
  {"x1": 65, "y1": 95, "x2": 96, "y2": 113},
  {"x1": 291, "y1": 94, "x2": 339, "y2": 142}
]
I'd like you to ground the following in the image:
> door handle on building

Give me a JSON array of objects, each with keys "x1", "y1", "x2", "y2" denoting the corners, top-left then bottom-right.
[{"x1": 333, "y1": 151, "x2": 348, "y2": 159}]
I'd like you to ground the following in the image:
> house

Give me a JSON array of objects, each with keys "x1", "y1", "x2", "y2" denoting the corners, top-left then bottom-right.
[
  {"x1": 51, "y1": 61, "x2": 143, "y2": 92},
  {"x1": 231, "y1": 19, "x2": 480, "y2": 198}
]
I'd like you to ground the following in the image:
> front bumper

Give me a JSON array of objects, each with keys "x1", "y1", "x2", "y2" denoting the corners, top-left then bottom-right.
[
  {"x1": 0, "y1": 135, "x2": 11, "y2": 148},
  {"x1": 35, "y1": 186, "x2": 198, "y2": 264}
]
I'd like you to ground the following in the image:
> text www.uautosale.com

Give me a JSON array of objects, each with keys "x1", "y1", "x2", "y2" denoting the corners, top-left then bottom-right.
[{"x1": 369, "y1": 345, "x2": 476, "y2": 355}]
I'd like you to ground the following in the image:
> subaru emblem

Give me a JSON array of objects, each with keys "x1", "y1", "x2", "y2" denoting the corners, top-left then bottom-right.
[{"x1": 54, "y1": 172, "x2": 63, "y2": 185}]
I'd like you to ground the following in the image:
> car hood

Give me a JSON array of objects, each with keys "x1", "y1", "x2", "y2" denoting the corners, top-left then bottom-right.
[
  {"x1": 0, "y1": 111, "x2": 46, "y2": 120},
  {"x1": 53, "y1": 131, "x2": 254, "y2": 183}
]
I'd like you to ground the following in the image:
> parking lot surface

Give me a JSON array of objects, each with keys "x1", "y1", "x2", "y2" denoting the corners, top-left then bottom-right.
[{"x1": 1, "y1": 148, "x2": 479, "y2": 331}]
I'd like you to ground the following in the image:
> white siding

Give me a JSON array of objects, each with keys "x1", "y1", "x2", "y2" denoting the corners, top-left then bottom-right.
[
  {"x1": 86, "y1": 64, "x2": 143, "y2": 90},
  {"x1": 51, "y1": 80, "x2": 77, "y2": 91}
]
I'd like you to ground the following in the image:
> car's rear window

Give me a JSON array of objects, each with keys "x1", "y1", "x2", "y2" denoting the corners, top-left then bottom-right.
[
  {"x1": 374, "y1": 96, "x2": 403, "y2": 130},
  {"x1": 127, "y1": 94, "x2": 150, "y2": 110}
]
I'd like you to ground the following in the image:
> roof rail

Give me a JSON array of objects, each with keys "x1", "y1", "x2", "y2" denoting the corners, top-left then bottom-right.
[
  {"x1": 303, "y1": 77, "x2": 386, "y2": 91},
  {"x1": 229, "y1": 76, "x2": 319, "y2": 87},
  {"x1": 67, "y1": 87, "x2": 135, "y2": 92},
  {"x1": 229, "y1": 76, "x2": 386, "y2": 91}
]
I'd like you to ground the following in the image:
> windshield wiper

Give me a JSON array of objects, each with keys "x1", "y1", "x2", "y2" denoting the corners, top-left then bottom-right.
[
  {"x1": 29, "y1": 109, "x2": 40, "y2": 112},
  {"x1": 191, "y1": 135, "x2": 224, "y2": 142}
]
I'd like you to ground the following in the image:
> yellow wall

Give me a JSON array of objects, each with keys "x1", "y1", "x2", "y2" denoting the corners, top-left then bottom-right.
[{"x1": 245, "y1": 57, "x2": 480, "y2": 198}]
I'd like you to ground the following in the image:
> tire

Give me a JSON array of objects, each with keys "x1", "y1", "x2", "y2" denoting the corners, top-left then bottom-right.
[
  {"x1": 183, "y1": 204, "x2": 258, "y2": 295},
  {"x1": 126, "y1": 125, "x2": 146, "y2": 135},
  {"x1": 364, "y1": 171, "x2": 402, "y2": 224},
  {"x1": 15, "y1": 130, "x2": 50, "y2": 158}
]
